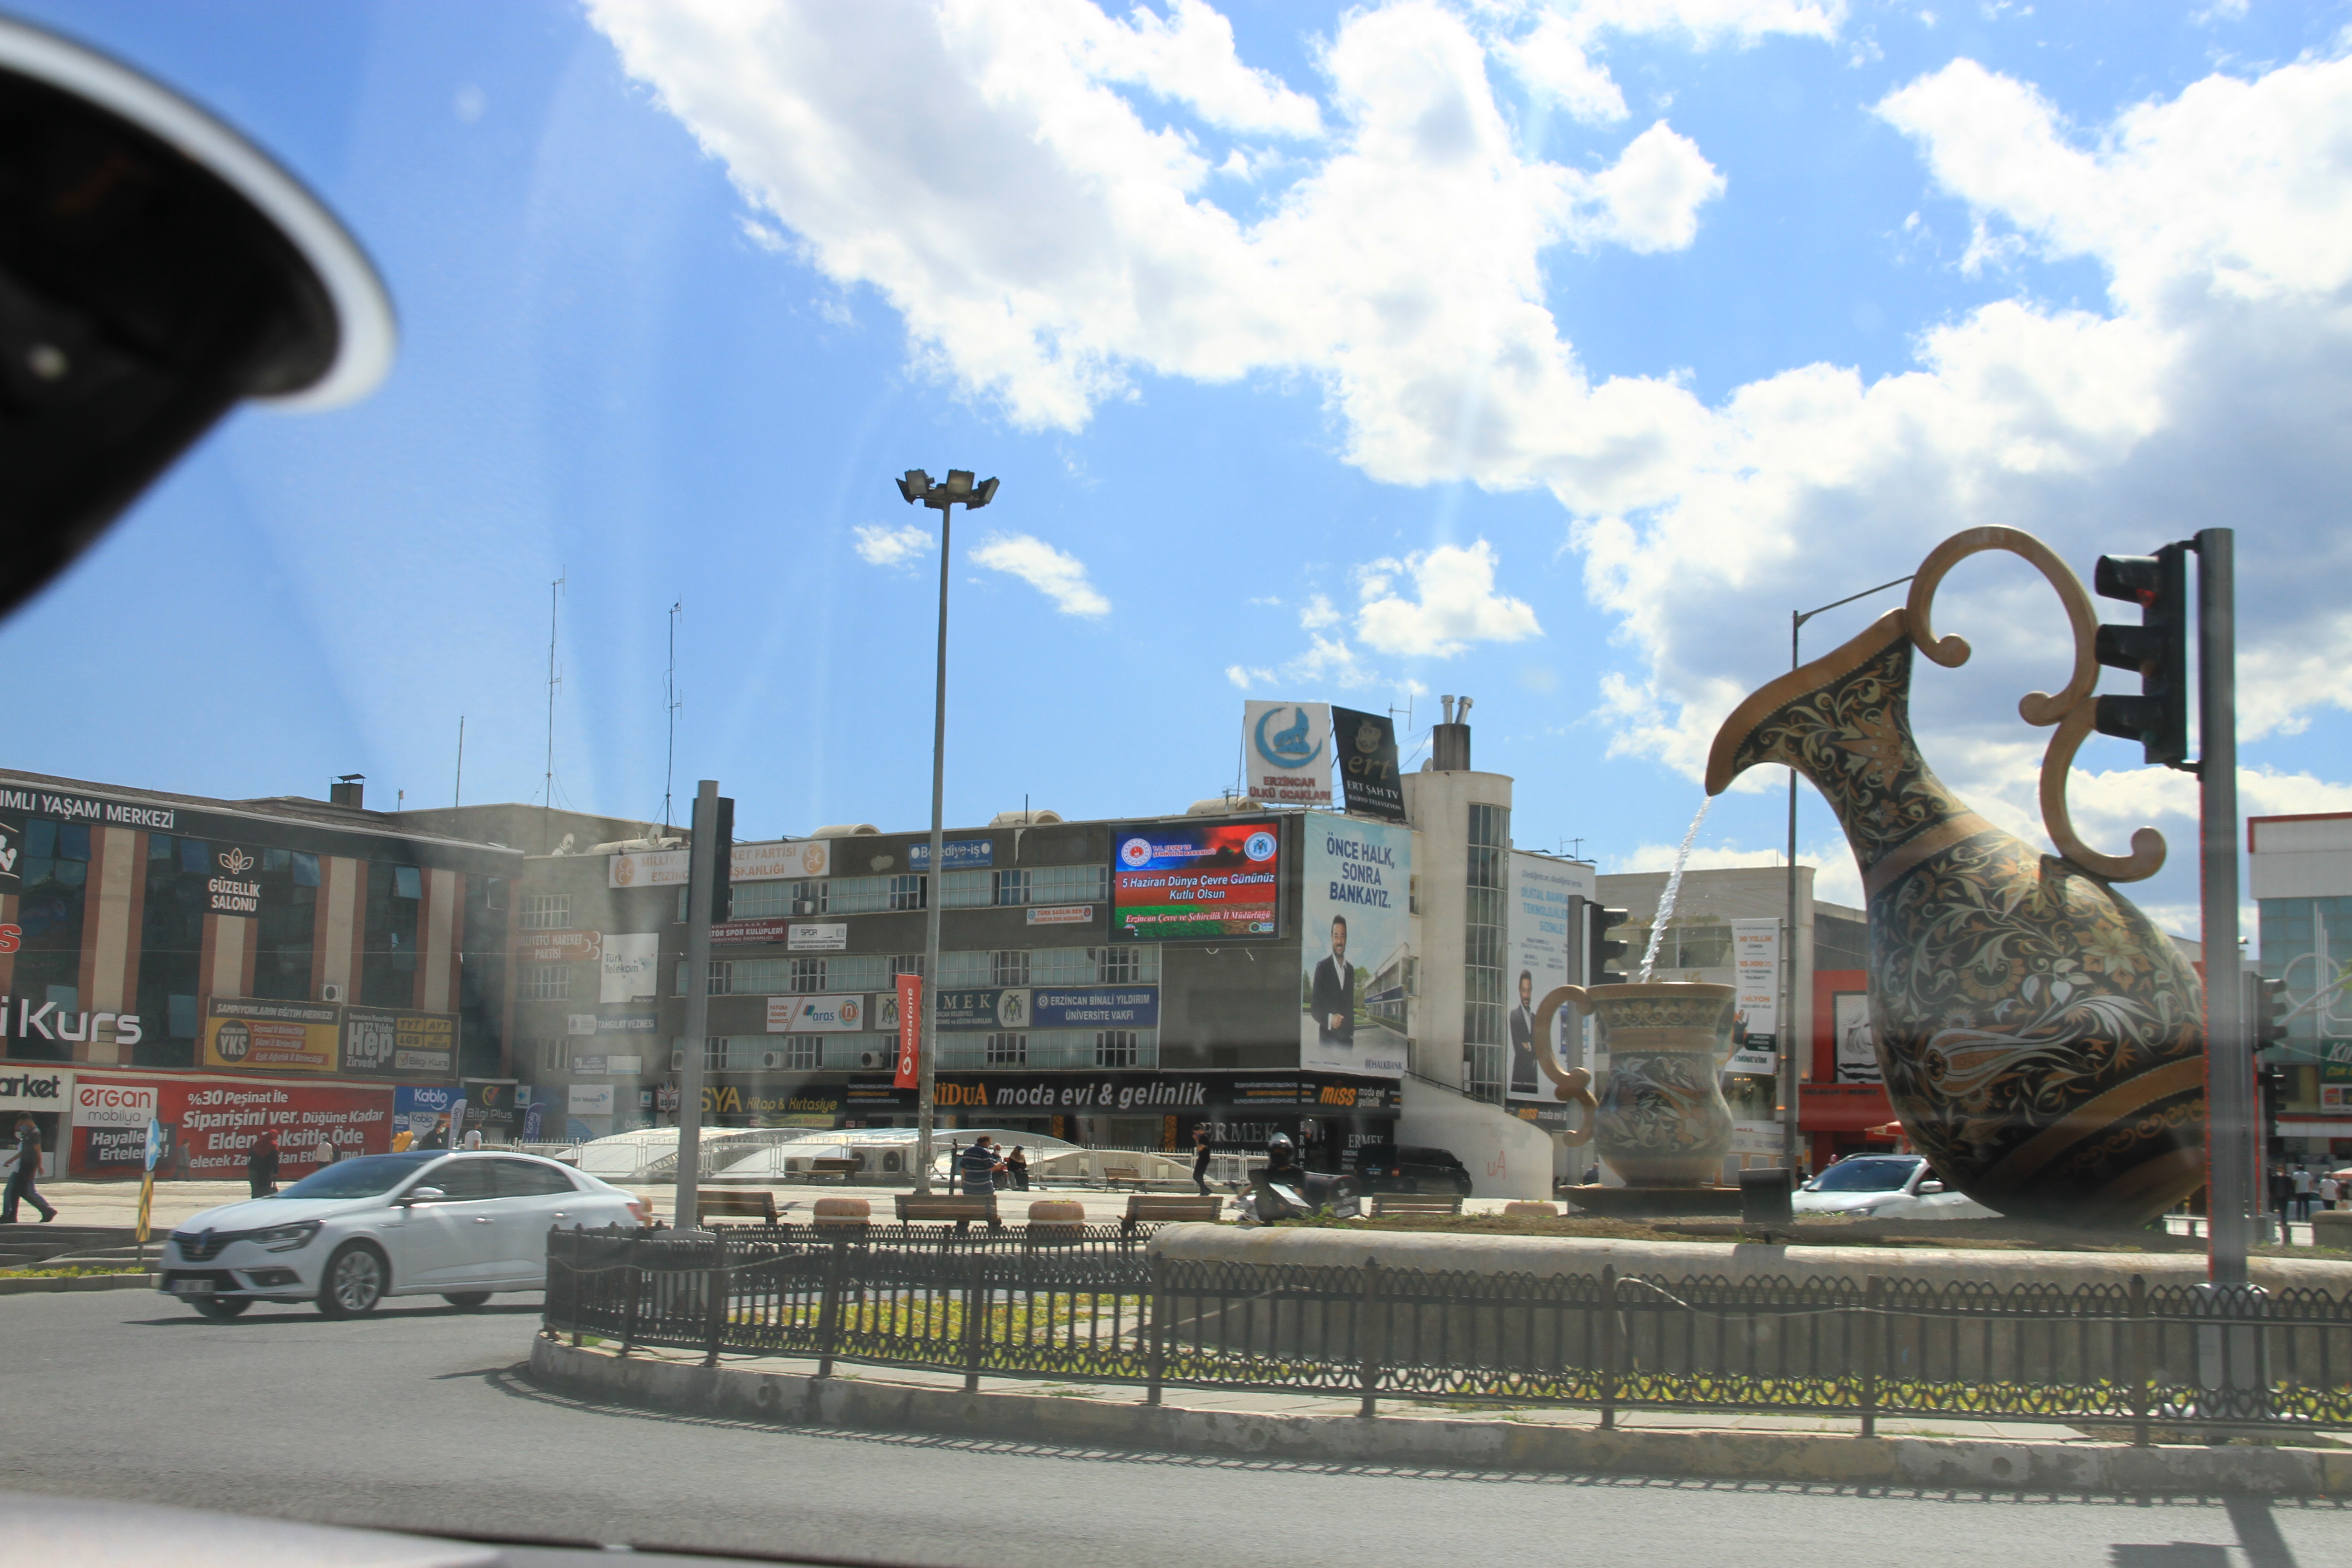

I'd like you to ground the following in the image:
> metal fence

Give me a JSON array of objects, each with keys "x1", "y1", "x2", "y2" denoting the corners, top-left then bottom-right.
[{"x1": 541, "y1": 1228, "x2": 2352, "y2": 1441}]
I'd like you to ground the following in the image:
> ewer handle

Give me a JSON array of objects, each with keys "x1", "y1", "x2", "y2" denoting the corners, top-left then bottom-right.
[{"x1": 1530, "y1": 985, "x2": 1599, "y2": 1147}]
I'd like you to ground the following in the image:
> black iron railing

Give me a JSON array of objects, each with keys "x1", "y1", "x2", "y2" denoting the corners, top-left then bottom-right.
[{"x1": 541, "y1": 1227, "x2": 2352, "y2": 1441}]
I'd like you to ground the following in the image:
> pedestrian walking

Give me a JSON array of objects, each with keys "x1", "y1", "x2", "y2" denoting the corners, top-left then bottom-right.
[
  {"x1": 957, "y1": 1135, "x2": 1004, "y2": 1198},
  {"x1": 1191, "y1": 1125, "x2": 1214, "y2": 1196},
  {"x1": 2321, "y1": 1174, "x2": 2342, "y2": 1213},
  {"x1": 2292, "y1": 1164, "x2": 2316, "y2": 1222},
  {"x1": 1006, "y1": 1145, "x2": 1030, "y2": 1191},
  {"x1": 246, "y1": 1130, "x2": 281, "y2": 1198},
  {"x1": 2, "y1": 1112, "x2": 57, "y2": 1224},
  {"x1": 315, "y1": 1137, "x2": 340, "y2": 1168},
  {"x1": 463, "y1": 1126, "x2": 484, "y2": 1151},
  {"x1": 416, "y1": 1115, "x2": 450, "y2": 1152}
]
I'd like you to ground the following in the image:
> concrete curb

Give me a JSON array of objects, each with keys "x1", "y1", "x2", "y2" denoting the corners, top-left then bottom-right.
[
  {"x1": 526, "y1": 1338, "x2": 2352, "y2": 1495},
  {"x1": 0, "y1": 1272, "x2": 157, "y2": 1296}
]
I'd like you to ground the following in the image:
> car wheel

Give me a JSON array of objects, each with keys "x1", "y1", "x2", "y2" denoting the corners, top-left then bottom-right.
[
  {"x1": 442, "y1": 1291, "x2": 491, "y2": 1309},
  {"x1": 192, "y1": 1296, "x2": 250, "y2": 1319},
  {"x1": 318, "y1": 1241, "x2": 387, "y2": 1318}
]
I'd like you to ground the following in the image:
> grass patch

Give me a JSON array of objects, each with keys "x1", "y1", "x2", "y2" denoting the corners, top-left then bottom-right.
[
  {"x1": 0, "y1": 1264, "x2": 143, "y2": 1279},
  {"x1": 1266, "y1": 1212, "x2": 2322, "y2": 1255}
]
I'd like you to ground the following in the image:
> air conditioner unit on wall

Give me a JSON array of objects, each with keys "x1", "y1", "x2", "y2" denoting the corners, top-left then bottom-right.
[
  {"x1": 320, "y1": 983, "x2": 344, "y2": 1003},
  {"x1": 858, "y1": 1050, "x2": 882, "y2": 1070},
  {"x1": 791, "y1": 897, "x2": 817, "y2": 916},
  {"x1": 670, "y1": 1049, "x2": 686, "y2": 1071},
  {"x1": 760, "y1": 1050, "x2": 784, "y2": 1071}
]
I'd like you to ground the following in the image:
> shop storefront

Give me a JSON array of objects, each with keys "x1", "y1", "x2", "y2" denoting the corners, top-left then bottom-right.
[{"x1": 686, "y1": 1068, "x2": 1401, "y2": 1161}]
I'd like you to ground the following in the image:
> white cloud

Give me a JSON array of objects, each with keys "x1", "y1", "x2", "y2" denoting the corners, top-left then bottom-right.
[
  {"x1": 588, "y1": 0, "x2": 1739, "y2": 449},
  {"x1": 1354, "y1": 540, "x2": 1542, "y2": 658},
  {"x1": 591, "y1": 5, "x2": 2352, "y2": 921},
  {"x1": 1225, "y1": 662, "x2": 1275, "y2": 689},
  {"x1": 968, "y1": 532, "x2": 1112, "y2": 616},
  {"x1": 1583, "y1": 120, "x2": 1725, "y2": 253},
  {"x1": 1298, "y1": 593, "x2": 1341, "y2": 630},
  {"x1": 852, "y1": 521, "x2": 931, "y2": 567},
  {"x1": 1499, "y1": 1, "x2": 1843, "y2": 125}
]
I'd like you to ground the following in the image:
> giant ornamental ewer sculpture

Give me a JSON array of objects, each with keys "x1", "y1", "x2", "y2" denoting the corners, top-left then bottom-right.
[{"x1": 1698, "y1": 527, "x2": 2206, "y2": 1228}]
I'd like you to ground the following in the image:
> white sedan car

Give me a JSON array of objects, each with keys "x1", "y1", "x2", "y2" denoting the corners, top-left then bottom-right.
[
  {"x1": 159, "y1": 1150, "x2": 649, "y2": 1318},
  {"x1": 1792, "y1": 1153, "x2": 2001, "y2": 1221}
]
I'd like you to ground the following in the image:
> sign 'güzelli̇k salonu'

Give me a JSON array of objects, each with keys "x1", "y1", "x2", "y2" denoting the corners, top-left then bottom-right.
[{"x1": 201, "y1": 995, "x2": 457, "y2": 1078}]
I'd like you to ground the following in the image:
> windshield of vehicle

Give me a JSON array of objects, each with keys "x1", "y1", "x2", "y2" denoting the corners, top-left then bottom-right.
[
  {"x1": 1808, "y1": 1158, "x2": 1919, "y2": 1193},
  {"x1": 268, "y1": 1154, "x2": 438, "y2": 1201},
  {"x1": 6, "y1": 3, "x2": 2333, "y2": 1561}
]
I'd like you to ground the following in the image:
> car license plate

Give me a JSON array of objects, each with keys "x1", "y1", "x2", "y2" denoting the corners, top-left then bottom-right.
[{"x1": 168, "y1": 1279, "x2": 215, "y2": 1295}]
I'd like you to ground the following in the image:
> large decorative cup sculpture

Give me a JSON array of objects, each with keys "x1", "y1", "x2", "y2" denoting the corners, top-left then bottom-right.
[
  {"x1": 1536, "y1": 982, "x2": 1735, "y2": 1186},
  {"x1": 1703, "y1": 528, "x2": 2205, "y2": 1228}
]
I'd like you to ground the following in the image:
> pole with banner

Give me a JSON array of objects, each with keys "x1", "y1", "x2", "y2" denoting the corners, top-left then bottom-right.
[
  {"x1": 135, "y1": 1117, "x2": 161, "y2": 1275},
  {"x1": 895, "y1": 973, "x2": 923, "y2": 1092},
  {"x1": 446, "y1": 1098, "x2": 467, "y2": 1154},
  {"x1": 671, "y1": 780, "x2": 725, "y2": 1231}
]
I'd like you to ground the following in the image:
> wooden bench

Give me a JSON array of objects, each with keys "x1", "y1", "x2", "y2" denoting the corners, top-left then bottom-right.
[
  {"x1": 1122, "y1": 1194, "x2": 1223, "y2": 1233},
  {"x1": 696, "y1": 1189, "x2": 779, "y2": 1226},
  {"x1": 1100, "y1": 1164, "x2": 1145, "y2": 1190},
  {"x1": 805, "y1": 1157, "x2": 860, "y2": 1183},
  {"x1": 1371, "y1": 1193, "x2": 1465, "y2": 1218},
  {"x1": 894, "y1": 1193, "x2": 1002, "y2": 1231}
]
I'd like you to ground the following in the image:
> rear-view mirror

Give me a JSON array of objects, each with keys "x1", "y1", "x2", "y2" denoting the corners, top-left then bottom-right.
[{"x1": 401, "y1": 1186, "x2": 447, "y2": 1205}]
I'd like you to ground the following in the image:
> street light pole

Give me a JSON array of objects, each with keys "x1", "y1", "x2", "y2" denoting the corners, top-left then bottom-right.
[
  {"x1": 1784, "y1": 575, "x2": 1915, "y2": 1180},
  {"x1": 896, "y1": 468, "x2": 1000, "y2": 1195}
]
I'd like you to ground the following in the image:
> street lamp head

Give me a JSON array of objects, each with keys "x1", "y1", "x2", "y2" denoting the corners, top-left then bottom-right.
[
  {"x1": 945, "y1": 469, "x2": 974, "y2": 498},
  {"x1": 897, "y1": 469, "x2": 931, "y2": 505},
  {"x1": 969, "y1": 476, "x2": 1000, "y2": 509}
]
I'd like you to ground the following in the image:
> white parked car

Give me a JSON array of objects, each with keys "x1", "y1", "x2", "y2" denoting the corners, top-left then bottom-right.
[
  {"x1": 159, "y1": 1150, "x2": 649, "y2": 1318},
  {"x1": 1792, "y1": 1153, "x2": 2001, "y2": 1221}
]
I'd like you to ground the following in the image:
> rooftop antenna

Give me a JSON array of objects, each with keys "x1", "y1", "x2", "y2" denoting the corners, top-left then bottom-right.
[
  {"x1": 663, "y1": 599, "x2": 683, "y2": 830},
  {"x1": 453, "y1": 715, "x2": 464, "y2": 809},
  {"x1": 544, "y1": 573, "x2": 564, "y2": 853}
]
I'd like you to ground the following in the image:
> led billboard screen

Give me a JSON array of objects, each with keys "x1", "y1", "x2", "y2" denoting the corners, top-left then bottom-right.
[{"x1": 1111, "y1": 818, "x2": 1282, "y2": 942}]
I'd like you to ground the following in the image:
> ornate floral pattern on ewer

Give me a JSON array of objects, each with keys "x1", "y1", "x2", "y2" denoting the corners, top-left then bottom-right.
[
  {"x1": 1703, "y1": 529, "x2": 2205, "y2": 1227},
  {"x1": 1535, "y1": 982, "x2": 1737, "y2": 1186}
]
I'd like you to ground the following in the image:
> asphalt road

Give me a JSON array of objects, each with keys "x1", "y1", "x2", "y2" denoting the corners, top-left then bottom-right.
[{"x1": 5, "y1": 1289, "x2": 2349, "y2": 1568}]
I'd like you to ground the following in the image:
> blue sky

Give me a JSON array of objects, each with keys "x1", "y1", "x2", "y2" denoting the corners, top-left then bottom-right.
[{"x1": 9, "y1": 0, "x2": 2352, "y2": 939}]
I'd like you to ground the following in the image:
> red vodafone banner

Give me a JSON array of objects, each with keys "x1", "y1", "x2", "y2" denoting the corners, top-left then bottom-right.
[
  {"x1": 69, "y1": 1074, "x2": 395, "y2": 1179},
  {"x1": 894, "y1": 974, "x2": 922, "y2": 1090}
]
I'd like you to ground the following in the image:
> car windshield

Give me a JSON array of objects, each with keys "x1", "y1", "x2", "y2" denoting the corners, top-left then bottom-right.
[
  {"x1": 267, "y1": 1154, "x2": 439, "y2": 1201},
  {"x1": 8, "y1": 4, "x2": 2335, "y2": 1564},
  {"x1": 1808, "y1": 1158, "x2": 1918, "y2": 1193}
]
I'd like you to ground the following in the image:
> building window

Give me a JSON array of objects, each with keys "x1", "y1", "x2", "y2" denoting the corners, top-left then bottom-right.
[
  {"x1": 515, "y1": 893, "x2": 564, "y2": 931},
  {"x1": 130, "y1": 832, "x2": 201, "y2": 1069},
  {"x1": 985, "y1": 1031, "x2": 1026, "y2": 1065},
  {"x1": 781, "y1": 1035, "x2": 821, "y2": 1071},
  {"x1": 1028, "y1": 863, "x2": 1107, "y2": 905},
  {"x1": 992, "y1": 868, "x2": 1030, "y2": 906},
  {"x1": 991, "y1": 949, "x2": 1030, "y2": 986},
  {"x1": 361, "y1": 862, "x2": 423, "y2": 1008},
  {"x1": 789, "y1": 956, "x2": 824, "y2": 993},
  {"x1": 11, "y1": 818, "x2": 90, "y2": 1063},
  {"x1": 892, "y1": 953, "x2": 926, "y2": 980},
  {"x1": 251, "y1": 851, "x2": 320, "y2": 1003},
  {"x1": 523, "y1": 964, "x2": 571, "y2": 1001},
  {"x1": 1463, "y1": 802, "x2": 1509, "y2": 1102},
  {"x1": 1095, "y1": 1029, "x2": 1138, "y2": 1068},
  {"x1": 939, "y1": 950, "x2": 990, "y2": 988},
  {"x1": 940, "y1": 869, "x2": 992, "y2": 909},
  {"x1": 1093, "y1": 945, "x2": 1155, "y2": 983},
  {"x1": 536, "y1": 1037, "x2": 570, "y2": 1071},
  {"x1": 706, "y1": 1036, "x2": 725, "y2": 1071},
  {"x1": 820, "y1": 874, "x2": 927, "y2": 915}
]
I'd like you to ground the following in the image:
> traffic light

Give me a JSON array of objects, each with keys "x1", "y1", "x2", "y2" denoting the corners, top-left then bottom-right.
[
  {"x1": 2255, "y1": 1061, "x2": 2288, "y2": 1161},
  {"x1": 1588, "y1": 905, "x2": 1631, "y2": 988},
  {"x1": 2248, "y1": 973, "x2": 2290, "y2": 1051},
  {"x1": 2091, "y1": 544, "x2": 2190, "y2": 767}
]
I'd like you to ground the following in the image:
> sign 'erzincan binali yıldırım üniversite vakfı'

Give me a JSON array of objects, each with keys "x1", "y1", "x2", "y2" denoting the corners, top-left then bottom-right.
[{"x1": 1110, "y1": 818, "x2": 1281, "y2": 941}]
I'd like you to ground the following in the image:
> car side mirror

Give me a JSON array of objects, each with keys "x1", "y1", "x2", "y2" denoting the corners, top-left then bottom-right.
[
  {"x1": 1917, "y1": 1180, "x2": 1944, "y2": 1195},
  {"x1": 401, "y1": 1186, "x2": 447, "y2": 1206}
]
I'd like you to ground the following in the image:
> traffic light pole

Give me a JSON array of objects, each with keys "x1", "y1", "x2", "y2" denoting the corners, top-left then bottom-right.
[{"x1": 2195, "y1": 528, "x2": 2252, "y2": 1289}]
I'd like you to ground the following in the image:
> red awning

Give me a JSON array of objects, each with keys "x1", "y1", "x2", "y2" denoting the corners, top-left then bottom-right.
[{"x1": 1797, "y1": 1082, "x2": 1895, "y2": 1132}]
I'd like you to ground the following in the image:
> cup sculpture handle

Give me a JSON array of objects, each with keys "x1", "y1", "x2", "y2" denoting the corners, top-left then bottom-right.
[{"x1": 1530, "y1": 985, "x2": 1599, "y2": 1146}]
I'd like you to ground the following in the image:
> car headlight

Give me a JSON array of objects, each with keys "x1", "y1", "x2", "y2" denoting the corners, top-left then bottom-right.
[{"x1": 254, "y1": 1220, "x2": 322, "y2": 1252}]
